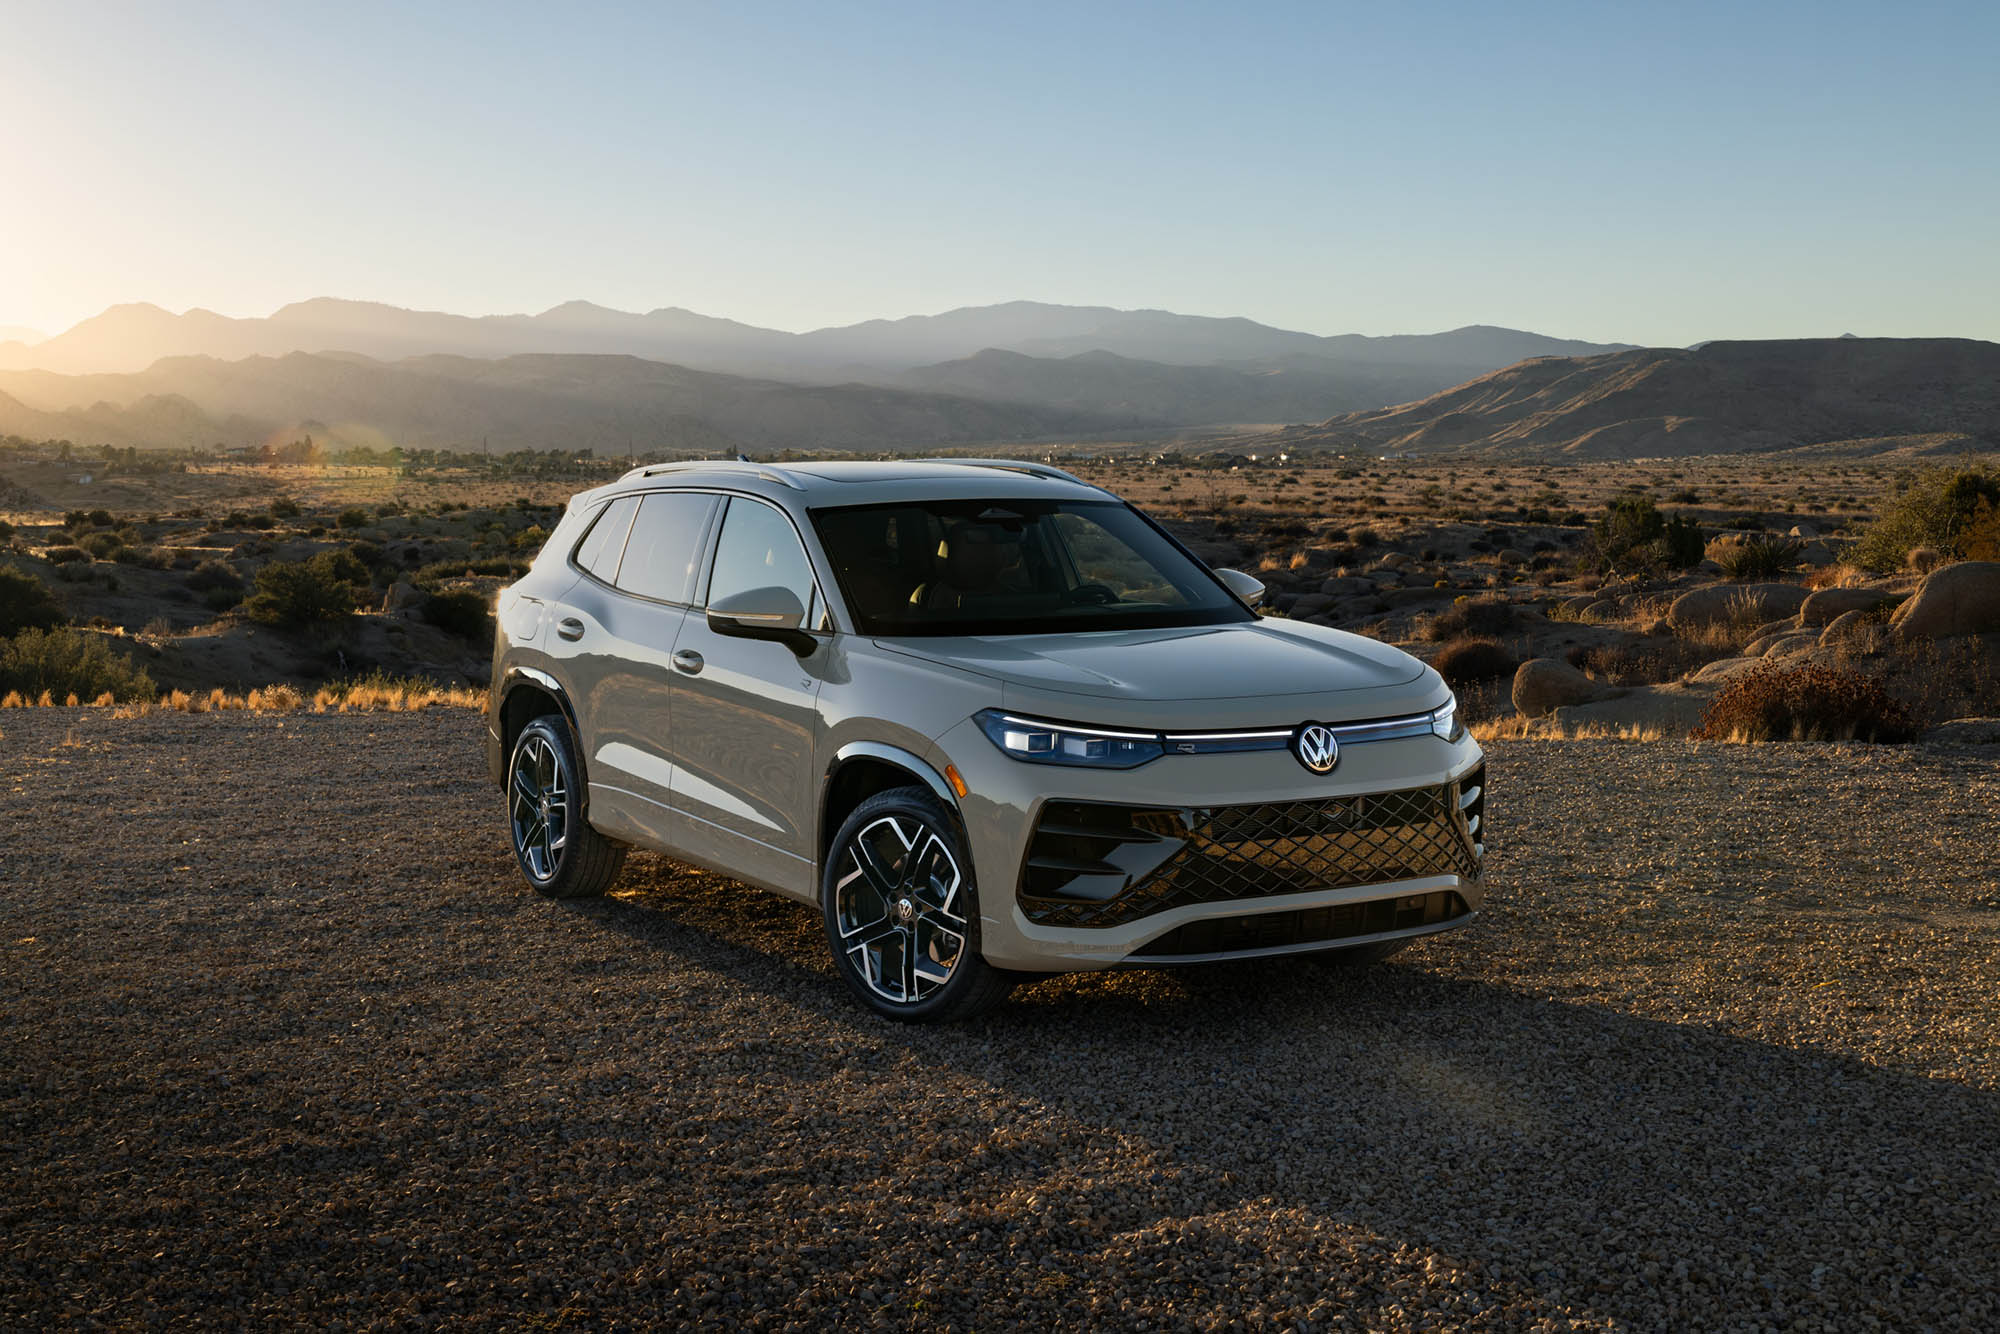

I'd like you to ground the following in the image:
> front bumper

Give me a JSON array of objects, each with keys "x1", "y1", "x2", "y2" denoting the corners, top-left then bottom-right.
[{"x1": 931, "y1": 718, "x2": 1486, "y2": 971}]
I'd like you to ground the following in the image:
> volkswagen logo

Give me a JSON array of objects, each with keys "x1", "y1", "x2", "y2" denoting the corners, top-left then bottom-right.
[{"x1": 1291, "y1": 723, "x2": 1340, "y2": 774}]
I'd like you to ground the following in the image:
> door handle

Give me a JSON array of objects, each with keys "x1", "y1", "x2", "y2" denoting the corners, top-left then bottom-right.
[
  {"x1": 672, "y1": 649, "x2": 705, "y2": 675},
  {"x1": 555, "y1": 617, "x2": 585, "y2": 642}
]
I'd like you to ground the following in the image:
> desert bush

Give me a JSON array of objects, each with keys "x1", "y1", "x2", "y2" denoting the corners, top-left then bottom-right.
[
  {"x1": 270, "y1": 496, "x2": 303, "y2": 518},
  {"x1": 86, "y1": 509, "x2": 113, "y2": 527},
  {"x1": 1425, "y1": 597, "x2": 1516, "y2": 642},
  {"x1": 44, "y1": 545, "x2": 89, "y2": 565},
  {"x1": 79, "y1": 531, "x2": 123, "y2": 560},
  {"x1": 1432, "y1": 637, "x2": 1518, "y2": 687},
  {"x1": 511, "y1": 524, "x2": 549, "y2": 552},
  {"x1": 412, "y1": 557, "x2": 529, "y2": 585},
  {"x1": 0, "y1": 519, "x2": 14, "y2": 541},
  {"x1": 1591, "y1": 494, "x2": 1704, "y2": 572},
  {"x1": 0, "y1": 627, "x2": 155, "y2": 702},
  {"x1": 419, "y1": 589, "x2": 493, "y2": 641},
  {"x1": 1692, "y1": 664, "x2": 1917, "y2": 743},
  {"x1": 186, "y1": 558, "x2": 243, "y2": 592},
  {"x1": 1851, "y1": 462, "x2": 2000, "y2": 572},
  {"x1": 1708, "y1": 534, "x2": 1804, "y2": 580},
  {"x1": 335, "y1": 507, "x2": 371, "y2": 530},
  {"x1": 242, "y1": 550, "x2": 369, "y2": 627},
  {"x1": 0, "y1": 566, "x2": 67, "y2": 637}
]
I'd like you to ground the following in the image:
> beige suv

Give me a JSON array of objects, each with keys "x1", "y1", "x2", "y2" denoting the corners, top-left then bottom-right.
[{"x1": 487, "y1": 460, "x2": 1485, "y2": 1021}]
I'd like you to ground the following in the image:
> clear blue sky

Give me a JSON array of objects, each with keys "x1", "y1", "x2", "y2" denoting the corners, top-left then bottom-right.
[{"x1": 3, "y1": 0, "x2": 1995, "y2": 346}]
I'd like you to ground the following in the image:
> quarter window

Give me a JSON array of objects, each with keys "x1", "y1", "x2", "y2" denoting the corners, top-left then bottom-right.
[
  {"x1": 571, "y1": 495, "x2": 639, "y2": 582},
  {"x1": 613, "y1": 492, "x2": 719, "y2": 604}
]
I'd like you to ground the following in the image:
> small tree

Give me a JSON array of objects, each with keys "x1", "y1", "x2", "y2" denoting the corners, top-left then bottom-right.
[
  {"x1": 242, "y1": 550, "x2": 369, "y2": 627},
  {"x1": 0, "y1": 565, "x2": 67, "y2": 637}
]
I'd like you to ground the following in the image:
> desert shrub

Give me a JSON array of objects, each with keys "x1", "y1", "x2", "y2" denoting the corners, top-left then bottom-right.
[
  {"x1": 0, "y1": 519, "x2": 14, "y2": 541},
  {"x1": 44, "y1": 545, "x2": 89, "y2": 565},
  {"x1": 242, "y1": 550, "x2": 369, "y2": 627},
  {"x1": 270, "y1": 496, "x2": 303, "y2": 518},
  {"x1": 0, "y1": 566, "x2": 67, "y2": 637},
  {"x1": 1692, "y1": 664, "x2": 1917, "y2": 743},
  {"x1": 346, "y1": 540, "x2": 387, "y2": 570},
  {"x1": 86, "y1": 509, "x2": 113, "y2": 527},
  {"x1": 79, "y1": 531, "x2": 123, "y2": 560},
  {"x1": 1851, "y1": 462, "x2": 2000, "y2": 572},
  {"x1": 420, "y1": 590, "x2": 494, "y2": 641},
  {"x1": 1425, "y1": 597, "x2": 1516, "y2": 642},
  {"x1": 376, "y1": 500, "x2": 406, "y2": 518},
  {"x1": 186, "y1": 558, "x2": 243, "y2": 592},
  {"x1": 335, "y1": 507, "x2": 371, "y2": 530},
  {"x1": 1432, "y1": 637, "x2": 1518, "y2": 687},
  {"x1": 511, "y1": 524, "x2": 549, "y2": 553},
  {"x1": 0, "y1": 627, "x2": 155, "y2": 702},
  {"x1": 1709, "y1": 534, "x2": 1804, "y2": 580},
  {"x1": 1591, "y1": 494, "x2": 1703, "y2": 572},
  {"x1": 202, "y1": 587, "x2": 244, "y2": 612}
]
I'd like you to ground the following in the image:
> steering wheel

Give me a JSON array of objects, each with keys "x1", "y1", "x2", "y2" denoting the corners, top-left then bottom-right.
[{"x1": 1063, "y1": 583, "x2": 1120, "y2": 606}]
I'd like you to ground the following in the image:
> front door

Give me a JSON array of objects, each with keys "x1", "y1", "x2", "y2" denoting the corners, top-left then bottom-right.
[{"x1": 668, "y1": 495, "x2": 827, "y2": 900}]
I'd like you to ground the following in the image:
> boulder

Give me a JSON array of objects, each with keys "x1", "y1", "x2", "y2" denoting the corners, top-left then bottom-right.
[
  {"x1": 1799, "y1": 586, "x2": 1902, "y2": 626},
  {"x1": 1789, "y1": 522, "x2": 1819, "y2": 538},
  {"x1": 1289, "y1": 592, "x2": 1336, "y2": 617},
  {"x1": 1550, "y1": 682, "x2": 1712, "y2": 736},
  {"x1": 1798, "y1": 541, "x2": 1836, "y2": 567},
  {"x1": 1319, "y1": 576, "x2": 1374, "y2": 598},
  {"x1": 1923, "y1": 717, "x2": 2000, "y2": 748},
  {"x1": 1372, "y1": 552, "x2": 1412, "y2": 572},
  {"x1": 1819, "y1": 608, "x2": 1883, "y2": 647},
  {"x1": 1891, "y1": 561, "x2": 2000, "y2": 641},
  {"x1": 1667, "y1": 582, "x2": 1809, "y2": 629},
  {"x1": 1688, "y1": 656, "x2": 1763, "y2": 684},
  {"x1": 1512, "y1": 657, "x2": 1618, "y2": 718},
  {"x1": 1498, "y1": 548, "x2": 1529, "y2": 567}
]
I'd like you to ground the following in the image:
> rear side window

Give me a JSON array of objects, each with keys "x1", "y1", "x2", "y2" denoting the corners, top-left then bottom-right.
[
  {"x1": 614, "y1": 492, "x2": 719, "y2": 604},
  {"x1": 571, "y1": 495, "x2": 639, "y2": 582}
]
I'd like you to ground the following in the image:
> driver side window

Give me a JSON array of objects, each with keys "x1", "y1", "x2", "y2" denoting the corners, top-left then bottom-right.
[{"x1": 706, "y1": 498, "x2": 828, "y2": 628}]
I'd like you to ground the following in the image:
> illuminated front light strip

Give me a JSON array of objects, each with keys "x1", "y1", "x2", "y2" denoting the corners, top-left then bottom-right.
[
  {"x1": 995, "y1": 714, "x2": 1161, "y2": 741},
  {"x1": 1162, "y1": 729, "x2": 1292, "y2": 742}
]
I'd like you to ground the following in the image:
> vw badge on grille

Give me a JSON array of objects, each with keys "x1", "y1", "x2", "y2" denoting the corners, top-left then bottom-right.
[{"x1": 1291, "y1": 723, "x2": 1339, "y2": 774}]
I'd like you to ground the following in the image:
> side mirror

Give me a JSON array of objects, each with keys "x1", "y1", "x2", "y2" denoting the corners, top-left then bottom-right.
[
  {"x1": 1213, "y1": 567, "x2": 1268, "y2": 609},
  {"x1": 707, "y1": 586, "x2": 817, "y2": 656}
]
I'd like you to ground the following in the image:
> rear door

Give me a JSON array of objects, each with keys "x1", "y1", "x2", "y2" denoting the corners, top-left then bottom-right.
[
  {"x1": 666, "y1": 495, "x2": 829, "y2": 900},
  {"x1": 558, "y1": 490, "x2": 719, "y2": 846}
]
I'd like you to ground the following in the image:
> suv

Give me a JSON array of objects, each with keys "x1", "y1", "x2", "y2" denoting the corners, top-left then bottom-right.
[{"x1": 487, "y1": 459, "x2": 1485, "y2": 1021}]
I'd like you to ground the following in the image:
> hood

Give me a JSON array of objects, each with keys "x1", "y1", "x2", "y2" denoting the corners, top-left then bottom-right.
[{"x1": 880, "y1": 619, "x2": 1445, "y2": 731}]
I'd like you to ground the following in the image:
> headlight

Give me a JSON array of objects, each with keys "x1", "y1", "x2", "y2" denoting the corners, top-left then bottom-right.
[
  {"x1": 1430, "y1": 696, "x2": 1463, "y2": 742},
  {"x1": 973, "y1": 709, "x2": 1164, "y2": 769}
]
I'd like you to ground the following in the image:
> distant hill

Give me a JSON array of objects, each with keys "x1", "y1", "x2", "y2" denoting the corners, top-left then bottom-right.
[
  {"x1": 0, "y1": 325, "x2": 44, "y2": 347},
  {"x1": 0, "y1": 297, "x2": 1635, "y2": 390},
  {"x1": 0, "y1": 352, "x2": 1129, "y2": 454},
  {"x1": 896, "y1": 348, "x2": 1460, "y2": 424},
  {"x1": 1268, "y1": 338, "x2": 2000, "y2": 459}
]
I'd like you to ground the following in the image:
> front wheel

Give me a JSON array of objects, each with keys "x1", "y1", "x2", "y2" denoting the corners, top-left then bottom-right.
[
  {"x1": 507, "y1": 715, "x2": 625, "y2": 899},
  {"x1": 821, "y1": 787, "x2": 1014, "y2": 1022}
]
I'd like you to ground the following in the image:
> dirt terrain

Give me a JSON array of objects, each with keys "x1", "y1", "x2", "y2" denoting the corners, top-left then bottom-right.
[{"x1": 3, "y1": 709, "x2": 1996, "y2": 1330}]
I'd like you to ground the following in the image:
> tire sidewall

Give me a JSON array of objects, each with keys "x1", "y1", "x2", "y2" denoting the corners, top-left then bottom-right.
[{"x1": 821, "y1": 787, "x2": 990, "y2": 1022}]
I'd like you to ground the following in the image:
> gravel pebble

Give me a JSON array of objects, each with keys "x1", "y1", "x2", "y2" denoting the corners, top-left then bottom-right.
[{"x1": 2, "y1": 710, "x2": 1996, "y2": 1330}]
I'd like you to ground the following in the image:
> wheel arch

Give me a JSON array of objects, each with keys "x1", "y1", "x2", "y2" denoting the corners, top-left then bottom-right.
[
  {"x1": 498, "y1": 667, "x2": 592, "y2": 819},
  {"x1": 819, "y1": 742, "x2": 961, "y2": 866}
]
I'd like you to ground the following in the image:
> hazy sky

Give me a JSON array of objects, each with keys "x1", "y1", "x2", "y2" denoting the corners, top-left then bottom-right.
[{"x1": 4, "y1": 0, "x2": 1996, "y2": 346}]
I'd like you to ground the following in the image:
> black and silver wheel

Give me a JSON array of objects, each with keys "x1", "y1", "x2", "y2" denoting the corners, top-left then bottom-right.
[
  {"x1": 821, "y1": 786, "x2": 1013, "y2": 1022},
  {"x1": 507, "y1": 715, "x2": 624, "y2": 899}
]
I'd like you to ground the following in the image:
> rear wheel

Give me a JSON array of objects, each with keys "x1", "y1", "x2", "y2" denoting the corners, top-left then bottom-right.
[
  {"x1": 822, "y1": 786, "x2": 1013, "y2": 1022},
  {"x1": 507, "y1": 715, "x2": 624, "y2": 899}
]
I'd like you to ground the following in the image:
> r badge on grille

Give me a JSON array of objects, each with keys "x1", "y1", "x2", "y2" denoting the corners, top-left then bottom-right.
[{"x1": 1291, "y1": 723, "x2": 1340, "y2": 774}]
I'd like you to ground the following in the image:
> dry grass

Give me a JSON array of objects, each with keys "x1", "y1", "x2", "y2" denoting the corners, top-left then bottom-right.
[
  {"x1": 1470, "y1": 715, "x2": 1666, "y2": 742},
  {"x1": 8, "y1": 678, "x2": 481, "y2": 717}
]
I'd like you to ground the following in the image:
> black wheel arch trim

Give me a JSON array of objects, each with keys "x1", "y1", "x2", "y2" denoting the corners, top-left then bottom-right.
[
  {"x1": 499, "y1": 666, "x2": 591, "y2": 817},
  {"x1": 818, "y1": 741, "x2": 963, "y2": 862}
]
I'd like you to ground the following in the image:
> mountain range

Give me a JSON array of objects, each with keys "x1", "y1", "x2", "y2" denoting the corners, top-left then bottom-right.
[
  {"x1": 0, "y1": 298, "x2": 1632, "y2": 383},
  {"x1": 1266, "y1": 337, "x2": 2000, "y2": 459}
]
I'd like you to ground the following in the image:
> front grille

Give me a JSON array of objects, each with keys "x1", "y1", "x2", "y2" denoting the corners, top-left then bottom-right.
[
  {"x1": 1133, "y1": 890, "x2": 1470, "y2": 957},
  {"x1": 1020, "y1": 777, "x2": 1482, "y2": 930}
]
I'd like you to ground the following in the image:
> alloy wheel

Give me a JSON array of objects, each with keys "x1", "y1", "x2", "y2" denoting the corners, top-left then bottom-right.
[
  {"x1": 833, "y1": 815, "x2": 968, "y2": 1005},
  {"x1": 509, "y1": 732, "x2": 570, "y2": 881}
]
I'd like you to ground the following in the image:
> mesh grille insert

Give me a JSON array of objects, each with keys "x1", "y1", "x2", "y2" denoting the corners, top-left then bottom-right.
[{"x1": 1020, "y1": 777, "x2": 1482, "y2": 929}]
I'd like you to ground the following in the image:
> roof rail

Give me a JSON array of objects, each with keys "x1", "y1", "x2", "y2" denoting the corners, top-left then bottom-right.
[
  {"x1": 929, "y1": 458, "x2": 1093, "y2": 486},
  {"x1": 622, "y1": 459, "x2": 806, "y2": 491}
]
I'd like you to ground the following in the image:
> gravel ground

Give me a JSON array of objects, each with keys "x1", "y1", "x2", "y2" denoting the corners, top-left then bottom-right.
[{"x1": 2, "y1": 709, "x2": 1996, "y2": 1331}]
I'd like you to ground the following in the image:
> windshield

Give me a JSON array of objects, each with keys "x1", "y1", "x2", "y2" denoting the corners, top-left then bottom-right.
[{"x1": 809, "y1": 498, "x2": 1255, "y2": 637}]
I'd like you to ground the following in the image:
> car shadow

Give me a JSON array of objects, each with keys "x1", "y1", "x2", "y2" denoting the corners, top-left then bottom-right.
[{"x1": 567, "y1": 856, "x2": 2000, "y2": 1327}]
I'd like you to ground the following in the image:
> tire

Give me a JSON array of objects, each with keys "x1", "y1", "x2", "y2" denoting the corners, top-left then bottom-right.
[
  {"x1": 821, "y1": 786, "x2": 1014, "y2": 1022},
  {"x1": 506, "y1": 715, "x2": 625, "y2": 899}
]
